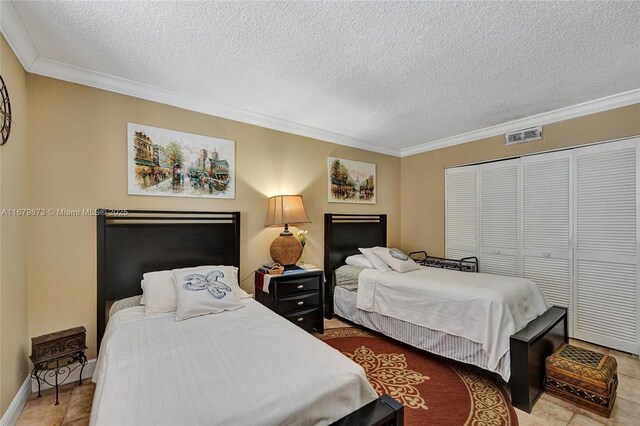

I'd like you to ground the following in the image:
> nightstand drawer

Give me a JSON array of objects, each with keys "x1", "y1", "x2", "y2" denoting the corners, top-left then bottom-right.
[
  {"x1": 278, "y1": 277, "x2": 320, "y2": 297},
  {"x1": 277, "y1": 292, "x2": 320, "y2": 314},
  {"x1": 283, "y1": 307, "x2": 320, "y2": 329}
]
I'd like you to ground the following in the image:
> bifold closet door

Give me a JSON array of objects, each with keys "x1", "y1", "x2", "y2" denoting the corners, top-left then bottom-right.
[
  {"x1": 521, "y1": 151, "x2": 572, "y2": 318},
  {"x1": 479, "y1": 159, "x2": 520, "y2": 276},
  {"x1": 445, "y1": 165, "x2": 478, "y2": 260},
  {"x1": 574, "y1": 139, "x2": 639, "y2": 354}
]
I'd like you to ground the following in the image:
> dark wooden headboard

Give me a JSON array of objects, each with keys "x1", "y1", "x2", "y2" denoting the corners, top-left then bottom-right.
[
  {"x1": 323, "y1": 213, "x2": 387, "y2": 318},
  {"x1": 96, "y1": 209, "x2": 241, "y2": 349}
]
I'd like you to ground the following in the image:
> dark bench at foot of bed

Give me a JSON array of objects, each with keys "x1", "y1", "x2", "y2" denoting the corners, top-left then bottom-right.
[
  {"x1": 332, "y1": 394, "x2": 404, "y2": 426},
  {"x1": 510, "y1": 306, "x2": 568, "y2": 413}
]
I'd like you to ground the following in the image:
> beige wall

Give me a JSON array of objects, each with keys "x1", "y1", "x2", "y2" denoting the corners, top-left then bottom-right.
[
  {"x1": 26, "y1": 74, "x2": 401, "y2": 360},
  {"x1": 0, "y1": 37, "x2": 29, "y2": 415},
  {"x1": 401, "y1": 104, "x2": 640, "y2": 257},
  {"x1": 3, "y1": 33, "x2": 639, "y2": 414}
]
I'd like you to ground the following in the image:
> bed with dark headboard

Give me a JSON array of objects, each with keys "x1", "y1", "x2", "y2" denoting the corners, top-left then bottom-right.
[
  {"x1": 323, "y1": 213, "x2": 387, "y2": 318},
  {"x1": 324, "y1": 212, "x2": 568, "y2": 413},
  {"x1": 95, "y1": 209, "x2": 403, "y2": 425},
  {"x1": 96, "y1": 209, "x2": 241, "y2": 348}
]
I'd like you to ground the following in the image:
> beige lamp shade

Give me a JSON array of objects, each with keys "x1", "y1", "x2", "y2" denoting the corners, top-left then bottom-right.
[
  {"x1": 265, "y1": 195, "x2": 311, "y2": 266},
  {"x1": 264, "y1": 195, "x2": 311, "y2": 229}
]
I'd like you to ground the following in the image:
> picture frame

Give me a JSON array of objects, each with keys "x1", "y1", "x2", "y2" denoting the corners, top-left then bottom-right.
[
  {"x1": 127, "y1": 123, "x2": 235, "y2": 199},
  {"x1": 328, "y1": 157, "x2": 376, "y2": 204}
]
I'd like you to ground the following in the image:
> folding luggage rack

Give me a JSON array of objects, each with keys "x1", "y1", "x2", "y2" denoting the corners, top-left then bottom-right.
[{"x1": 409, "y1": 251, "x2": 479, "y2": 273}]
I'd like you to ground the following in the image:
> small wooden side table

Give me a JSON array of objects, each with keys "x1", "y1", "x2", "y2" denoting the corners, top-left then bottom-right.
[{"x1": 30, "y1": 326, "x2": 88, "y2": 405}]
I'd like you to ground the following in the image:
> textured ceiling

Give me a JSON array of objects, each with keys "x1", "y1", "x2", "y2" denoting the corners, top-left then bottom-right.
[{"x1": 8, "y1": 1, "x2": 640, "y2": 154}]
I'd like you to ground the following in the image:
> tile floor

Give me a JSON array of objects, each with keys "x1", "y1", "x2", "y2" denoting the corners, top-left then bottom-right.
[{"x1": 15, "y1": 319, "x2": 640, "y2": 426}]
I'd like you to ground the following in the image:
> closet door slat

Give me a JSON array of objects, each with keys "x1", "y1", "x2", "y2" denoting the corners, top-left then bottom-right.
[
  {"x1": 479, "y1": 159, "x2": 520, "y2": 276},
  {"x1": 445, "y1": 166, "x2": 478, "y2": 260},
  {"x1": 574, "y1": 140, "x2": 638, "y2": 353},
  {"x1": 521, "y1": 152, "x2": 572, "y2": 319}
]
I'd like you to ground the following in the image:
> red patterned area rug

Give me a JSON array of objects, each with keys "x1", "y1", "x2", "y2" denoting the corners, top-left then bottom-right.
[{"x1": 316, "y1": 327, "x2": 518, "y2": 426}]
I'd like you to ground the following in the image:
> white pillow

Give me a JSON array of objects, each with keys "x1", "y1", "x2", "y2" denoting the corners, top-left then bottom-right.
[
  {"x1": 359, "y1": 247, "x2": 392, "y2": 271},
  {"x1": 174, "y1": 266, "x2": 244, "y2": 321},
  {"x1": 142, "y1": 270, "x2": 176, "y2": 315},
  {"x1": 372, "y1": 247, "x2": 421, "y2": 273},
  {"x1": 345, "y1": 254, "x2": 374, "y2": 269}
]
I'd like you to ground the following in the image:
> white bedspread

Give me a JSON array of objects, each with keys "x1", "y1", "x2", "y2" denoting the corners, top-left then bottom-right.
[
  {"x1": 91, "y1": 299, "x2": 377, "y2": 426},
  {"x1": 356, "y1": 267, "x2": 549, "y2": 371}
]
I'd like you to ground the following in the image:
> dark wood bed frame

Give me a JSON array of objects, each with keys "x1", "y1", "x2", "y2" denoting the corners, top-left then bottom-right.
[
  {"x1": 324, "y1": 213, "x2": 568, "y2": 413},
  {"x1": 96, "y1": 209, "x2": 403, "y2": 426}
]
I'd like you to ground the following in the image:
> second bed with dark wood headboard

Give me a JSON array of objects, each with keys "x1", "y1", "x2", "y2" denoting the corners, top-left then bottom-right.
[{"x1": 324, "y1": 212, "x2": 568, "y2": 413}]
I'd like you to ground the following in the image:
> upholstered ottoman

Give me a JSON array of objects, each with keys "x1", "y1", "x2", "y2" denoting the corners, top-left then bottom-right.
[{"x1": 544, "y1": 344, "x2": 617, "y2": 417}]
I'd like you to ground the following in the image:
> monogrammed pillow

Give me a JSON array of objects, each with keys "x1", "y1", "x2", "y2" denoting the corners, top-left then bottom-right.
[
  {"x1": 173, "y1": 266, "x2": 244, "y2": 321},
  {"x1": 372, "y1": 247, "x2": 421, "y2": 273}
]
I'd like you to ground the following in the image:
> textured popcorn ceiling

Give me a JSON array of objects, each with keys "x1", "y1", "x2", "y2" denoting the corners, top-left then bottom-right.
[{"x1": 10, "y1": 1, "x2": 640, "y2": 153}]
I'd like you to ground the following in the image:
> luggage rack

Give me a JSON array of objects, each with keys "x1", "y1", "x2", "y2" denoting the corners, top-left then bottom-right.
[{"x1": 409, "y1": 251, "x2": 479, "y2": 273}]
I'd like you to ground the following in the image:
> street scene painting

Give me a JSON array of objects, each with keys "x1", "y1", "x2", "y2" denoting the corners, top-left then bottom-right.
[
  {"x1": 128, "y1": 123, "x2": 235, "y2": 199},
  {"x1": 328, "y1": 157, "x2": 376, "y2": 204}
]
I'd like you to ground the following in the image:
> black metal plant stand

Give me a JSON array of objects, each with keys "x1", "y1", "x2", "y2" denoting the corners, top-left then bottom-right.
[
  {"x1": 29, "y1": 326, "x2": 88, "y2": 406},
  {"x1": 31, "y1": 351, "x2": 88, "y2": 405}
]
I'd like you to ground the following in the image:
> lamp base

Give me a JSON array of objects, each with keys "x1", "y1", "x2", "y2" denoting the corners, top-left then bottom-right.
[{"x1": 270, "y1": 234, "x2": 303, "y2": 266}]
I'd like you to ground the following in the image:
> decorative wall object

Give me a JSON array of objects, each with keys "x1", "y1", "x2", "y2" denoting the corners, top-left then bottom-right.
[
  {"x1": 328, "y1": 157, "x2": 376, "y2": 204},
  {"x1": 128, "y1": 123, "x2": 235, "y2": 199},
  {"x1": 0, "y1": 75, "x2": 12, "y2": 146}
]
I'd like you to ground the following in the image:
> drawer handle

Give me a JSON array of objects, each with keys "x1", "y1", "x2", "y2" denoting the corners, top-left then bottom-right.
[
  {"x1": 297, "y1": 317, "x2": 304, "y2": 322},
  {"x1": 297, "y1": 301, "x2": 304, "y2": 305},
  {"x1": 297, "y1": 284, "x2": 304, "y2": 289}
]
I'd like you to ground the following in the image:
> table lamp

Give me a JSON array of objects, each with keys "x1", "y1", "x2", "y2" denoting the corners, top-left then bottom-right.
[{"x1": 265, "y1": 195, "x2": 311, "y2": 267}]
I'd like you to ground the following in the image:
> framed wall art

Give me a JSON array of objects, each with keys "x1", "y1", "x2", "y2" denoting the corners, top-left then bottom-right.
[
  {"x1": 127, "y1": 123, "x2": 235, "y2": 199},
  {"x1": 328, "y1": 157, "x2": 376, "y2": 204}
]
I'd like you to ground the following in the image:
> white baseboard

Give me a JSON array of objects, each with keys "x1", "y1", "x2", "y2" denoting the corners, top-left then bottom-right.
[
  {"x1": 30, "y1": 359, "x2": 97, "y2": 393},
  {"x1": 0, "y1": 359, "x2": 97, "y2": 426},
  {"x1": 0, "y1": 377, "x2": 30, "y2": 426}
]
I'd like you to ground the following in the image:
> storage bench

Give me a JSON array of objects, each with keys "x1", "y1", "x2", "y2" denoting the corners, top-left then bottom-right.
[
  {"x1": 545, "y1": 344, "x2": 618, "y2": 417},
  {"x1": 510, "y1": 306, "x2": 568, "y2": 413}
]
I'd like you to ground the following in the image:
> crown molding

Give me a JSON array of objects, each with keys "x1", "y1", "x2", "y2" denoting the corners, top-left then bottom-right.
[
  {"x1": 27, "y1": 56, "x2": 400, "y2": 156},
  {"x1": 0, "y1": 1, "x2": 38, "y2": 69},
  {"x1": 401, "y1": 88, "x2": 640, "y2": 157},
  {"x1": 2, "y1": 2, "x2": 638, "y2": 159},
  {"x1": 0, "y1": 4, "x2": 400, "y2": 157}
]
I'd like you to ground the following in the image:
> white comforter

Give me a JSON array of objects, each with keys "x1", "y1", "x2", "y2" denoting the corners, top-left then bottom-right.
[
  {"x1": 356, "y1": 267, "x2": 549, "y2": 371},
  {"x1": 91, "y1": 299, "x2": 377, "y2": 426}
]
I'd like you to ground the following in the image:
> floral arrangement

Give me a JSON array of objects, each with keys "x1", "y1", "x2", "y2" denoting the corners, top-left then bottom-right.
[{"x1": 297, "y1": 229, "x2": 308, "y2": 247}]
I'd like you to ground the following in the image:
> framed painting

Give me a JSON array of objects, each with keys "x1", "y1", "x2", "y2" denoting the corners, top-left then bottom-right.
[
  {"x1": 127, "y1": 123, "x2": 235, "y2": 199},
  {"x1": 328, "y1": 157, "x2": 376, "y2": 204}
]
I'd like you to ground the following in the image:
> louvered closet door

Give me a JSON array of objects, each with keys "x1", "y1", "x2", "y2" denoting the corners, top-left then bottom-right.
[
  {"x1": 445, "y1": 165, "x2": 478, "y2": 260},
  {"x1": 521, "y1": 151, "x2": 572, "y2": 318},
  {"x1": 479, "y1": 159, "x2": 520, "y2": 276},
  {"x1": 574, "y1": 139, "x2": 639, "y2": 354}
]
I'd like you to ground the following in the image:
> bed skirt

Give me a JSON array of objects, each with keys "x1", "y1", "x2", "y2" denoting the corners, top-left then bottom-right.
[{"x1": 333, "y1": 286, "x2": 511, "y2": 381}]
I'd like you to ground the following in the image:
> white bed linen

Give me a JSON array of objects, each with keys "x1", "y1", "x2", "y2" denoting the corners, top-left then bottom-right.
[
  {"x1": 357, "y1": 267, "x2": 549, "y2": 371},
  {"x1": 334, "y1": 286, "x2": 511, "y2": 381},
  {"x1": 91, "y1": 299, "x2": 377, "y2": 426}
]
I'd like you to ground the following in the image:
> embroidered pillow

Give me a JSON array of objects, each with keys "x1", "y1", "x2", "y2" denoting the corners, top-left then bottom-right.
[
  {"x1": 372, "y1": 247, "x2": 421, "y2": 273},
  {"x1": 359, "y1": 247, "x2": 392, "y2": 271},
  {"x1": 345, "y1": 254, "x2": 374, "y2": 269},
  {"x1": 142, "y1": 270, "x2": 177, "y2": 315},
  {"x1": 174, "y1": 266, "x2": 244, "y2": 320}
]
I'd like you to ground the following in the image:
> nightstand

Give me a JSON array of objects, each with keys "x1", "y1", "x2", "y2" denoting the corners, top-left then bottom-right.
[{"x1": 255, "y1": 269, "x2": 324, "y2": 333}]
